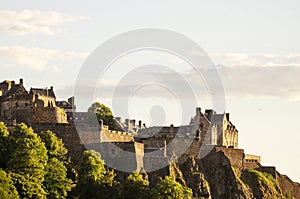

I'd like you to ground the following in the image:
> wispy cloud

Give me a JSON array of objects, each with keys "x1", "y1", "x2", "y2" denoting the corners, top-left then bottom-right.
[
  {"x1": 73, "y1": 64, "x2": 300, "y2": 101},
  {"x1": 0, "y1": 9, "x2": 89, "y2": 35},
  {"x1": 55, "y1": 52, "x2": 300, "y2": 102},
  {"x1": 210, "y1": 53, "x2": 300, "y2": 68},
  {"x1": 0, "y1": 45, "x2": 88, "y2": 70},
  {"x1": 217, "y1": 65, "x2": 300, "y2": 100}
]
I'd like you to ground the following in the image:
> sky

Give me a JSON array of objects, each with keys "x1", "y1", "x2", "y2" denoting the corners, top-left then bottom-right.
[{"x1": 1, "y1": 0, "x2": 300, "y2": 182}]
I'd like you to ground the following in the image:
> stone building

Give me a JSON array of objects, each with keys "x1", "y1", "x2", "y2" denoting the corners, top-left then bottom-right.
[
  {"x1": 57, "y1": 97, "x2": 76, "y2": 113},
  {"x1": 136, "y1": 107, "x2": 238, "y2": 155},
  {"x1": 205, "y1": 110, "x2": 238, "y2": 148},
  {"x1": 114, "y1": 117, "x2": 146, "y2": 134},
  {"x1": 0, "y1": 78, "x2": 67, "y2": 125}
]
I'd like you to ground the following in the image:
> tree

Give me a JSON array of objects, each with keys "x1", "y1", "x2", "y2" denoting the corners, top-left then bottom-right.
[
  {"x1": 87, "y1": 102, "x2": 115, "y2": 129},
  {"x1": 0, "y1": 168, "x2": 20, "y2": 199},
  {"x1": 40, "y1": 130, "x2": 72, "y2": 199},
  {"x1": 44, "y1": 158, "x2": 72, "y2": 199},
  {"x1": 122, "y1": 171, "x2": 152, "y2": 199},
  {"x1": 40, "y1": 130, "x2": 68, "y2": 162},
  {"x1": 8, "y1": 123, "x2": 48, "y2": 199},
  {"x1": 155, "y1": 176, "x2": 193, "y2": 199},
  {"x1": 76, "y1": 150, "x2": 118, "y2": 199},
  {"x1": 0, "y1": 122, "x2": 9, "y2": 168}
]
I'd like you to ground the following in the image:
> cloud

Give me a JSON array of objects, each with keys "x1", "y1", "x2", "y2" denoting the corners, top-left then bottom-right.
[
  {"x1": 210, "y1": 53, "x2": 300, "y2": 68},
  {"x1": 0, "y1": 9, "x2": 89, "y2": 35},
  {"x1": 0, "y1": 45, "x2": 88, "y2": 70},
  {"x1": 69, "y1": 65, "x2": 300, "y2": 102},
  {"x1": 217, "y1": 65, "x2": 300, "y2": 100},
  {"x1": 54, "y1": 52, "x2": 300, "y2": 103}
]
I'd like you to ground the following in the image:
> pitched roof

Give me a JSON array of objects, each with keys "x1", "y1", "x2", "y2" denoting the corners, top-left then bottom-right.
[
  {"x1": 56, "y1": 100, "x2": 72, "y2": 109},
  {"x1": 30, "y1": 88, "x2": 56, "y2": 98},
  {"x1": 2, "y1": 83, "x2": 29, "y2": 99},
  {"x1": 211, "y1": 114, "x2": 225, "y2": 123}
]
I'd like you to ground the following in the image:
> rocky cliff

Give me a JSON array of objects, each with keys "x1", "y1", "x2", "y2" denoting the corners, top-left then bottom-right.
[{"x1": 168, "y1": 149, "x2": 298, "y2": 199}]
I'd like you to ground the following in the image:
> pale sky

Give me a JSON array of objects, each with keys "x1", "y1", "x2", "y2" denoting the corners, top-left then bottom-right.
[{"x1": 1, "y1": 0, "x2": 300, "y2": 182}]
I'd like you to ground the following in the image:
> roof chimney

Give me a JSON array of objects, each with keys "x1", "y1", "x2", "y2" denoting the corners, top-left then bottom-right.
[
  {"x1": 205, "y1": 109, "x2": 216, "y2": 121},
  {"x1": 19, "y1": 78, "x2": 23, "y2": 86},
  {"x1": 11, "y1": 81, "x2": 15, "y2": 87},
  {"x1": 196, "y1": 107, "x2": 201, "y2": 116},
  {"x1": 50, "y1": 86, "x2": 53, "y2": 91},
  {"x1": 226, "y1": 113, "x2": 230, "y2": 121},
  {"x1": 131, "y1": 119, "x2": 136, "y2": 126}
]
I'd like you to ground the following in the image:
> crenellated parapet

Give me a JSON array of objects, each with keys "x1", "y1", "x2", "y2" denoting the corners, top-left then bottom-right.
[{"x1": 100, "y1": 124, "x2": 134, "y2": 142}]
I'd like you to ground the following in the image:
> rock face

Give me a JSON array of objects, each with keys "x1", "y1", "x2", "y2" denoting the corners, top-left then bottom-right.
[
  {"x1": 180, "y1": 156, "x2": 211, "y2": 199},
  {"x1": 171, "y1": 150, "x2": 289, "y2": 199},
  {"x1": 196, "y1": 150, "x2": 254, "y2": 199},
  {"x1": 241, "y1": 169, "x2": 284, "y2": 199}
]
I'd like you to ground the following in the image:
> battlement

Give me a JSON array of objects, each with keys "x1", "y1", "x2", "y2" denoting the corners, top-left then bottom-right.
[{"x1": 100, "y1": 127, "x2": 134, "y2": 142}]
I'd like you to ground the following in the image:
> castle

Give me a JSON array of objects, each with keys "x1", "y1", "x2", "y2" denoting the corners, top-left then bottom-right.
[
  {"x1": 0, "y1": 78, "x2": 279, "y2": 170},
  {"x1": 0, "y1": 79, "x2": 68, "y2": 125},
  {"x1": 0, "y1": 78, "x2": 299, "y2": 198}
]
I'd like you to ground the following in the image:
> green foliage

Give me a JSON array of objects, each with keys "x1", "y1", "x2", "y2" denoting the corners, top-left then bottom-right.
[
  {"x1": 155, "y1": 176, "x2": 193, "y2": 199},
  {"x1": 241, "y1": 169, "x2": 284, "y2": 199},
  {"x1": 11, "y1": 172, "x2": 47, "y2": 199},
  {"x1": 44, "y1": 158, "x2": 72, "y2": 199},
  {"x1": 8, "y1": 123, "x2": 48, "y2": 198},
  {"x1": 0, "y1": 122, "x2": 9, "y2": 168},
  {"x1": 0, "y1": 122, "x2": 9, "y2": 137},
  {"x1": 40, "y1": 130, "x2": 68, "y2": 163},
  {"x1": 76, "y1": 150, "x2": 118, "y2": 199},
  {"x1": 0, "y1": 168, "x2": 19, "y2": 199},
  {"x1": 122, "y1": 171, "x2": 152, "y2": 199},
  {"x1": 40, "y1": 130, "x2": 72, "y2": 199},
  {"x1": 87, "y1": 102, "x2": 115, "y2": 129}
]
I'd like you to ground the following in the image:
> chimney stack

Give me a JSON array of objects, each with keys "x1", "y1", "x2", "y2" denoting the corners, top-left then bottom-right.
[
  {"x1": 196, "y1": 107, "x2": 201, "y2": 116},
  {"x1": 125, "y1": 119, "x2": 130, "y2": 126},
  {"x1": 19, "y1": 78, "x2": 23, "y2": 86},
  {"x1": 205, "y1": 109, "x2": 216, "y2": 120},
  {"x1": 170, "y1": 124, "x2": 174, "y2": 133},
  {"x1": 131, "y1": 119, "x2": 136, "y2": 126},
  {"x1": 138, "y1": 120, "x2": 142, "y2": 128},
  {"x1": 115, "y1": 117, "x2": 121, "y2": 123},
  {"x1": 226, "y1": 113, "x2": 230, "y2": 121}
]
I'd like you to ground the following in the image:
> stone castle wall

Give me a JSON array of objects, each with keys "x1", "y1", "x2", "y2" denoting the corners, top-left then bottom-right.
[
  {"x1": 276, "y1": 172, "x2": 300, "y2": 199},
  {"x1": 86, "y1": 142, "x2": 144, "y2": 172},
  {"x1": 100, "y1": 128, "x2": 134, "y2": 142},
  {"x1": 33, "y1": 107, "x2": 67, "y2": 123},
  {"x1": 215, "y1": 147, "x2": 244, "y2": 168},
  {"x1": 73, "y1": 123, "x2": 100, "y2": 145},
  {"x1": 31, "y1": 123, "x2": 85, "y2": 163}
]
